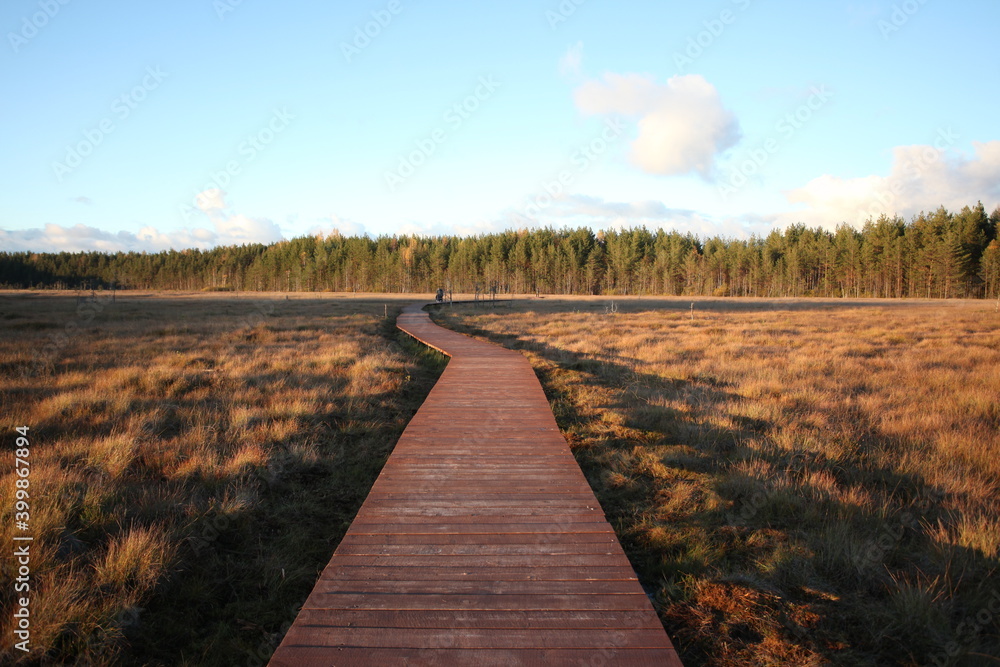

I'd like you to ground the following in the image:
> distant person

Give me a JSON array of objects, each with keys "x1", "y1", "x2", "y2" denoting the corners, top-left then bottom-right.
[{"x1": 435, "y1": 288, "x2": 444, "y2": 303}]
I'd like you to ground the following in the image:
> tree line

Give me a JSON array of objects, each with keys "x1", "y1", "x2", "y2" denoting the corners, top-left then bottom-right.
[{"x1": 2, "y1": 202, "x2": 998, "y2": 299}]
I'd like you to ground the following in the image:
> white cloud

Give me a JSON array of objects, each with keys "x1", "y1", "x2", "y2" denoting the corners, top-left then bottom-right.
[
  {"x1": 389, "y1": 217, "x2": 501, "y2": 238},
  {"x1": 0, "y1": 224, "x2": 175, "y2": 253},
  {"x1": 501, "y1": 194, "x2": 767, "y2": 239},
  {"x1": 194, "y1": 190, "x2": 283, "y2": 245},
  {"x1": 214, "y1": 213, "x2": 283, "y2": 245},
  {"x1": 1, "y1": 191, "x2": 286, "y2": 253},
  {"x1": 780, "y1": 140, "x2": 1000, "y2": 228},
  {"x1": 574, "y1": 73, "x2": 741, "y2": 179},
  {"x1": 194, "y1": 188, "x2": 228, "y2": 214},
  {"x1": 307, "y1": 214, "x2": 368, "y2": 239},
  {"x1": 558, "y1": 41, "x2": 584, "y2": 79}
]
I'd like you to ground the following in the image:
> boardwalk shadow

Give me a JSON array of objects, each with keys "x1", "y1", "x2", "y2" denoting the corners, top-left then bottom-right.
[{"x1": 434, "y1": 310, "x2": 1000, "y2": 666}]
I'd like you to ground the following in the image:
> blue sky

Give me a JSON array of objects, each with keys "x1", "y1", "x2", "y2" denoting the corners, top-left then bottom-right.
[{"x1": 2, "y1": 0, "x2": 999, "y2": 252}]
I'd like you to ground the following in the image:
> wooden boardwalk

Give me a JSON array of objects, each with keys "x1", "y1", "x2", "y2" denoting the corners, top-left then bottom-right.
[{"x1": 268, "y1": 303, "x2": 682, "y2": 666}]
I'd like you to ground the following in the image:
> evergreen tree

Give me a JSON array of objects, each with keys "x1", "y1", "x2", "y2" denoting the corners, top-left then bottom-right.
[{"x1": 2, "y1": 201, "x2": 998, "y2": 299}]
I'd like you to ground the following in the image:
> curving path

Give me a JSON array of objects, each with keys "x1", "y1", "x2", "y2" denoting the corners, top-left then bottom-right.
[{"x1": 268, "y1": 303, "x2": 682, "y2": 666}]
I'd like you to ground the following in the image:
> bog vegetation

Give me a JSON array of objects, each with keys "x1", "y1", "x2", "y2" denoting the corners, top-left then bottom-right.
[
  {"x1": 0, "y1": 293, "x2": 445, "y2": 665},
  {"x1": 3, "y1": 289, "x2": 998, "y2": 666},
  {"x1": 2, "y1": 203, "x2": 999, "y2": 300},
  {"x1": 434, "y1": 298, "x2": 1000, "y2": 666}
]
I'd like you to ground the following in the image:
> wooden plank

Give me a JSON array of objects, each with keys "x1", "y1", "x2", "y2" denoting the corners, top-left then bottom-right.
[
  {"x1": 313, "y1": 566, "x2": 640, "y2": 583},
  {"x1": 268, "y1": 302, "x2": 683, "y2": 666},
  {"x1": 290, "y1": 608, "x2": 664, "y2": 629},
  {"x1": 312, "y1": 579, "x2": 647, "y2": 596},
  {"x1": 349, "y1": 515, "x2": 614, "y2": 526},
  {"x1": 353, "y1": 509, "x2": 607, "y2": 519},
  {"x1": 321, "y1": 554, "x2": 634, "y2": 568},
  {"x1": 346, "y1": 521, "x2": 615, "y2": 534},
  {"x1": 331, "y1": 543, "x2": 624, "y2": 556},
  {"x1": 271, "y1": 647, "x2": 679, "y2": 667},
  {"x1": 300, "y1": 593, "x2": 656, "y2": 612},
  {"x1": 339, "y1": 533, "x2": 620, "y2": 545},
  {"x1": 279, "y1": 626, "x2": 673, "y2": 650}
]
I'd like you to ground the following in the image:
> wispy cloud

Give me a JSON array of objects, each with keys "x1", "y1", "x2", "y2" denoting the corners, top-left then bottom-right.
[
  {"x1": 558, "y1": 41, "x2": 585, "y2": 80},
  {"x1": 574, "y1": 73, "x2": 741, "y2": 179},
  {"x1": 499, "y1": 194, "x2": 769, "y2": 239}
]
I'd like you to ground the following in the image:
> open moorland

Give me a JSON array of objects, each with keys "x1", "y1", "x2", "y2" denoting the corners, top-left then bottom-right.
[
  {"x1": 0, "y1": 291, "x2": 446, "y2": 665},
  {"x1": 433, "y1": 297, "x2": 1000, "y2": 666},
  {"x1": 3, "y1": 291, "x2": 998, "y2": 666}
]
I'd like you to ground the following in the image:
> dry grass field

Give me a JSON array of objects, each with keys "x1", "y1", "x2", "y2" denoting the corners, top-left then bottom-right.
[
  {"x1": 0, "y1": 291, "x2": 446, "y2": 665},
  {"x1": 433, "y1": 297, "x2": 1000, "y2": 667}
]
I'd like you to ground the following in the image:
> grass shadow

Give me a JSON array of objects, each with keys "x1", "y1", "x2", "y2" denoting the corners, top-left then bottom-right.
[
  {"x1": 432, "y1": 304, "x2": 1000, "y2": 667},
  {"x1": 0, "y1": 295, "x2": 448, "y2": 666}
]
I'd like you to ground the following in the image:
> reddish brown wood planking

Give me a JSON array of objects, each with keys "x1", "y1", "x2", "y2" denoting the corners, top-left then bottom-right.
[{"x1": 268, "y1": 303, "x2": 683, "y2": 666}]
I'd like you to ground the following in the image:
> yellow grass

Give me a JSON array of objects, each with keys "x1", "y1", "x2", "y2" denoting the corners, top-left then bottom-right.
[
  {"x1": 434, "y1": 296, "x2": 1000, "y2": 666},
  {"x1": 0, "y1": 291, "x2": 444, "y2": 665}
]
